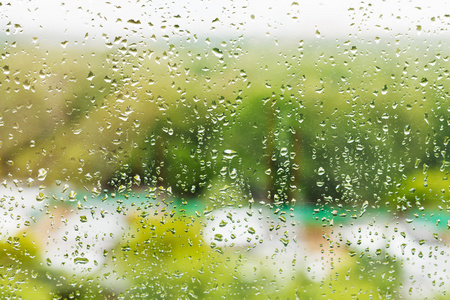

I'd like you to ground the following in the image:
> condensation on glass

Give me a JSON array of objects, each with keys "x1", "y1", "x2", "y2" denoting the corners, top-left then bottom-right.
[{"x1": 0, "y1": 1, "x2": 449, "y2": 299}]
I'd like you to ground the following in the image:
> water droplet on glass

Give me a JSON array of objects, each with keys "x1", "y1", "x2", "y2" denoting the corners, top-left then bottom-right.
[
  {"x1": 36, "y1": 192, "x2": 45, "y2": 202},
  {"x1": 420, "y1": 77, "x2": 428, "y2": 86},
  {"x1": 37, "y1": 168, "x2": 48, "y2": 181},
  {"x1": 69, "y1": 190, "x2": 77, "y2": 201},
  {"x1": 134, "y1": 174, "x2": 141, "y2": 185},
  {"x1": 212, "y1": 48, "x2": 223, "y2": 58},
  {"x1": 317, "y1": 167, "x2": 325, "y2": 176},
  {"x1": 220, "y1": 167, "x2": 227, "y2": 176},
  {"x1": 280, "y1": 238, "x2": 289, "y2": 246},
  {"x1": 223, "y1": 149, "x2": 238, "y2": 160},
  {"x1": 74, "y1": 257, "x2": 89, "y2": 265},
  {"x1": 315, "y1": 29, "x2": 321, "y2": 38},
  {"x1": 87, "y1": 71, "x2": 95, "y2": 81}
]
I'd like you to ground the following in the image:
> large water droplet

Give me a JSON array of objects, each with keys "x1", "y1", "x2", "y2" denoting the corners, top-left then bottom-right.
[
  {"x1": 229, "y1": 168, "x2": 237, "y2": 179},
  {"x1": 223, "y1": 149, "x2": 238, "y2": 160},
  {"x1": 36, "y1": 192, "x2": 45, "y2": 202},
  {"x1": 37, "y1": 168, "x2": 48, "y2": 181},
  {"x1": 212, "y1": 48, "x2": 223, "y2": 58},
  {"x1": 74, "y1": 257, "x2": 89, "y2": 265},
  {"x1": 317, "y1": 167, "x2": 325, "y2": 176},
  {"x1": 87, "y1": 71, "x2": 95, "y2": 81},
  {"x1": 420, "y1": 77, "x2": 428, "y2": 87},
  {"x1": 69, "y1": 190, "x2": 77, "y2": 201}
]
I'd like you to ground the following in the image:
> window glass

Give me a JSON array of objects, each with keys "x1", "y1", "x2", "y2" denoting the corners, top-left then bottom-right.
[{"x1": 1, "y1": 0, "x2": 449, "y2": 298}]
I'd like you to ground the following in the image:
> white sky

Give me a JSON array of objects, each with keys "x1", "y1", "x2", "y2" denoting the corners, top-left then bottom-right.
[{"x1": 1, "y1": 0, "x2": 449, "y2": 43}]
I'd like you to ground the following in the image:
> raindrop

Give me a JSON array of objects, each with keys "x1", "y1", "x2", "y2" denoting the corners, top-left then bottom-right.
[
  {"x1": 87, "y1": 71, "x2": 95, "y2": 81},
  {"x1": 280, "y1": 238, "x2": 289, "y2": 246},
  {"x1": 223, "y1": 149, "x2": 238, "y2": 160},
  {"x1": 74, "y1": 257, "x2": 89, "y2": 265},
  {"x1": 420, "y1": 77, "x2": 428, "y2": 86},
  {"x1": 68, "y1": 191, "x2": 77, "y2": 201},
  {"x1": 212, "y1": 48, "x2": 223, "y2": 58},
  {"x1": 37, "y1": 168, "x2": 48, "y2": 181},
  {"x1": 317, "y1": 167, "x2": 325, "y2": 175},
  {"x1": 36, "y1": 192, "x2": 45, "y2": 202}
]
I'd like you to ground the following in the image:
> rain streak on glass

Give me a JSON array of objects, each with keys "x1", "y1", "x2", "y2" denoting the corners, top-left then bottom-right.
[{"x1": 0, "y1": 0, "x2": 449, "y2": 299}]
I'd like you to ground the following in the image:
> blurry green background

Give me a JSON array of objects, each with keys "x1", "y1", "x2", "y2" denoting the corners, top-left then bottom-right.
[
  {"x1": 0, "y1": 32, "x2": 449, "y2": 299},
  {"x1": 1, "y1": 38, "x2": 448, "y2": 208}
]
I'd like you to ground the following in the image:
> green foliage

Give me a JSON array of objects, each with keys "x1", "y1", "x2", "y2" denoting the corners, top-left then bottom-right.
[
  {"x1": 1, "y1": 42, "x2": 449, "y2": 205},
  {"x1": 389, "y1": 168, "x2": 450, "y2": 210},
  {"x1": 100, "y1": 214, "x2": 402, "y2": 299},
  {"x1": 0, "y1": 234, "x2": 52, "y2": 299},
  {"x1": 110, "y1": 214, "x2": 237, "y2": 298}
]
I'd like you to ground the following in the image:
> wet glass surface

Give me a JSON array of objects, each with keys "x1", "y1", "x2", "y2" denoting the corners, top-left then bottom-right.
[{"x1": 0, "y1": 1, "x2": 449, "y2": 298}]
